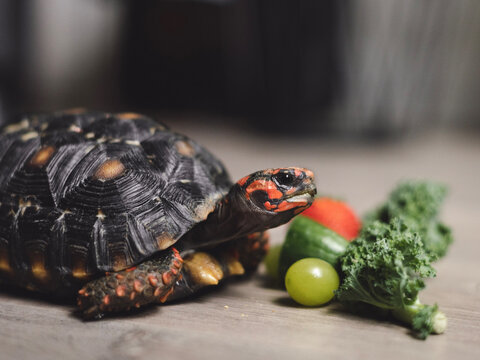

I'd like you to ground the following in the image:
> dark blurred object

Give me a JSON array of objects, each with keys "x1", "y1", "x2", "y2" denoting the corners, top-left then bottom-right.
[
  {"x1": 1, "y1": 0, "x2": 480, "y2": 135},
  {"x1": 0, "y1": 0, "x2": 22, "y2": 125},
  {"x1": 123, "y1": 0, "x2": 339, "y2": 132},
  {"x1": 124, "y1": 1, "x2": 226, "y2": 112}
]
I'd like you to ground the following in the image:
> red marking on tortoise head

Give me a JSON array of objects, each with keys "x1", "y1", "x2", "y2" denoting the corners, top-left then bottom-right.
[
  {"x1": 264, "y1": 201, "x2": 276, "y2": 211},
  {"x1": 237, "y1": 175, "x2": 250, "y2": 187},
  {"x1": 245, "y1": 180, "x2": 283, "y2": 201},
  {"x1": 285, "y1": 187, "x2": 298, "y2": 195},
  {"x1": 274, "y1": 200, "x2": 310, "y2": 213},
  {"x1": 294, "y1": 207, "x2": 306, "y2": 215},
  {"x1": 303, "y1": 169, "x2": 314, "y2": 178}
]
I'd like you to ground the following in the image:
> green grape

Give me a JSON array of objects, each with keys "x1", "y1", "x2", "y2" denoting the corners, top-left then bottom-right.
[
  {"x1": 285, "y1": 258, "x2": 339, "y2": 306},
  {"x1": 264, "y1": 244, "x2": 283, "y2": 281}
]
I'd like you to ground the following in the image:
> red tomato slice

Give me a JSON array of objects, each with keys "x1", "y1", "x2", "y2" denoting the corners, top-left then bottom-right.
[{"x1": 301, "y1": 198, "x2": 361, "y2": 241}]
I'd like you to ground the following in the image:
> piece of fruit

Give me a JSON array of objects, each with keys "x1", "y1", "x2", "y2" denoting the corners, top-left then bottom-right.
[
  {"x1": 264, "y1": 244, "x2": 282, "y2": 281},
  {"x1": 279, "y1": 216, "x2": 349, "y2": 279},
  {"x1": 301, "y1": 197, "x2": 361, "y2": 240},
  {"x1": 284, "y1": 258, "x2": 340, "y2": 306}
]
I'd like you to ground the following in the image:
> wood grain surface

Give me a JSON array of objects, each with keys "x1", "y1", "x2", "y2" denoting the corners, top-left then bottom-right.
[{"x1": 1, "y1": 119, "x2": 479, "y2": 360}]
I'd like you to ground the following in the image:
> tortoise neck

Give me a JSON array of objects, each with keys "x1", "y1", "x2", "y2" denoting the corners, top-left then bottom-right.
[{"x1": 179, "y1": 185, "x2": 271, "y2": 252}]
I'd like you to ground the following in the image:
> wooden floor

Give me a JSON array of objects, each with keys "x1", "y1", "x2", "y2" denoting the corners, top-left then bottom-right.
[{"x1": 1, "y1": 119, "x2": 479, "y2": 360}]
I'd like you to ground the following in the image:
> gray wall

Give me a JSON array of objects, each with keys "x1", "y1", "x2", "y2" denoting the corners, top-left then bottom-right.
[
  {"x1": 2, "y1": 0, "x2": 480, "y2": 133},
  {"x1": 334, "y1": 0, "x2": 480, "y2": 134}
]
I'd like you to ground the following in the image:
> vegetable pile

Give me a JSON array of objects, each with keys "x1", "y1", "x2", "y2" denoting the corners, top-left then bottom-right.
[
  {"x1": 337, "y1": 219, "x2": 447, "y2": 339},
  {"x1": 266, "y1": 182, "x2": 452, "y2": 339},
  {"x1": 365, "y1": 181, "x2": 453, "y2": 258},
  {"x1": 301, "y1": 197, "x2": 361, "y2": 241}
]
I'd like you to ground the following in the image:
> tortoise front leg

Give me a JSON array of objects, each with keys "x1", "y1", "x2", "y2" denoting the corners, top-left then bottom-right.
[
  {"x1": 167, "y1": 231, "x2": 270, "y2": 302},
  {"x1": 77, "y1": 247, "x2": 183, "y2": 319},
  {"x1": 232, "y1": 231, "x2": 270, "y2": 272}
]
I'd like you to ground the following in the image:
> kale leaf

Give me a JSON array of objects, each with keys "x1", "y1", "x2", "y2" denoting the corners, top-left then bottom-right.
[
  {"x1": 336, "y1": 219, "x2": 447, "y2": 339},
  {"x1": 365, "y1": 181, "x2": 453, "y2": 258}
]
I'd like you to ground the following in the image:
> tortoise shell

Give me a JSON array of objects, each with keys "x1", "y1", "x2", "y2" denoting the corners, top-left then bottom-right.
[{"x1": 0, "y1": 110, "x2": 232, "y2": 286}]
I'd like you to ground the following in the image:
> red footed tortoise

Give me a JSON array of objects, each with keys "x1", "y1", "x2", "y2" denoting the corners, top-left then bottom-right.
[{"x1": 0, "y1": 110, "x2": 316, "y2": 319}]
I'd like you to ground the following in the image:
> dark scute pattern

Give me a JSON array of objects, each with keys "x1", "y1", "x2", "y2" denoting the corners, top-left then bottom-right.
[
  {"x1": 41, "y1": 131, "x2": 85, "y2": 148},
  {"x1": 83, "y1": 116, "x2": 154, "y2": 141},
  {"x1": 0, "y1": 111, "x2": 231, "y2": 284},
  {"x1": 0, "y1": 137, "x2": 42, "y2": 191},
  {"x1": 16, "y1": 207, "x2": 63, "y2": 270}
]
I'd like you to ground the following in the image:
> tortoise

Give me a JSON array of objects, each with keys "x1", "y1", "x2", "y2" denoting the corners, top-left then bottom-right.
[{"x1": 0, "y1": 110, "x2": 316, "y2": 319}]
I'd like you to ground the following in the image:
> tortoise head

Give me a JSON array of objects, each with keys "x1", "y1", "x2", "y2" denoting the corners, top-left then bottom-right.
[
  {"x1": 235, "y1": 167, "x2": 316, "y2": 227},
  {"x1": 178, "y1": 167, "x2": 316, "y2": 252}
]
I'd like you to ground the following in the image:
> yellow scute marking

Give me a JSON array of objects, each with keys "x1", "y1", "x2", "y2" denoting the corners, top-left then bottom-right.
[
  {"x1": 0, "y1": 248, "x2": 11, "y2": 273},
  {"x1": 29, "y1": 145, "x2": 56, "y2": 167},
  {"x1": 29, "y1": 252, "x2": 49, "y2": 281},
  {"x1": 175, "y1": 140, "x2": 195, "y2": 157},
  {"x1": 156, "y1": 233, "x2": 176, "y2": 250},
  {"x1": 115, "y1": 112, "x2": 142, "y2": 120},
  {"x1": 93, "y1": 159, "x2": 125, "y2": 181},
  {"x1": 3, "y1": 119, "x2": 29, "y2": 134}
]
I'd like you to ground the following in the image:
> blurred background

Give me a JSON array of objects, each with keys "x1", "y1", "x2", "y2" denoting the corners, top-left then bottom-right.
[
  {"x1": 1, "y1": 0, "x2": 480, "y2": 137},
  {"x1": 0, "y1": 0, "x2": 480, "y2": 137}
]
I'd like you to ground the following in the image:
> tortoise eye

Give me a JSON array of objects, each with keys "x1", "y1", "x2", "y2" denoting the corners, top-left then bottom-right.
[{"x1": 273, "y1": 172, "x2": 296, "y2": 186}]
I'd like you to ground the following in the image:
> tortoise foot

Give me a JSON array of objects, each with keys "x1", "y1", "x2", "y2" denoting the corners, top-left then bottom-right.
[
  {"x1": 167, "y1": 232, "x2": 269, "y2": 302},
  {"x1": 77, "y1": 248, "x2": 183, "y2": 319}
]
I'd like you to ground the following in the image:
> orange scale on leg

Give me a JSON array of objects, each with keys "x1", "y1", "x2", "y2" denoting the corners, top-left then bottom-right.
[
  {"x1": 103, "y1": 295, "x2": 110, "y2": 305},
  {"x1": 162, "y1": 272, "x2": 173, "y2": 285},
  {"x1": 148, "y1": 275, "x2": 158, "y2": 287},
  {"x1": 159, "y1": 287, "x2": 174, "y2": 303},
  {"x1": 116, "y1": 285, "x2": 126, "y2": 297}
]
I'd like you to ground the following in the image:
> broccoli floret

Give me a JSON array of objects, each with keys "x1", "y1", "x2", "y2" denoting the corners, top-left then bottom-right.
[
  {"x1": 336, "y1": 219, "x2": 447, "y2": 339},
  {"x1": 365, "y1": 181, "x2": 453, "y2": 258}
]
